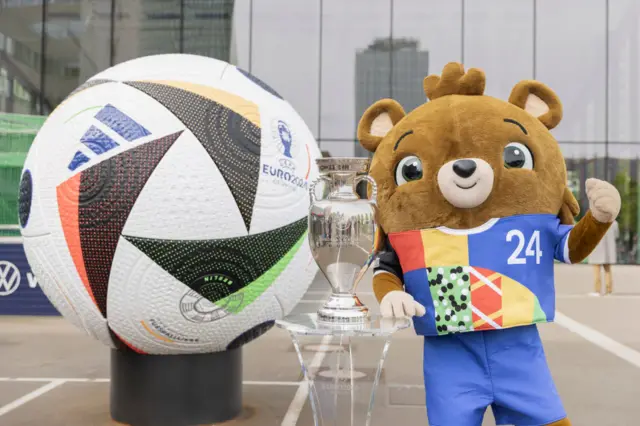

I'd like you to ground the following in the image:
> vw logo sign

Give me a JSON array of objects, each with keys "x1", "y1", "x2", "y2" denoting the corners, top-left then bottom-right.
[{"x1": 0, "y1": 260, "x2": 20, "y2": 296}]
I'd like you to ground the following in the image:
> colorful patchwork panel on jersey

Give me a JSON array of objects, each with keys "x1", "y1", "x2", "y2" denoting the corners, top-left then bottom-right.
[
  {"x1": 428, "y1": 266, "x2": 473, "y2": 334},
  {"x1": 390, "y1": 214, "x2": 571, "y2": 336},
  {"x1": 468, "y1": 266, "x2": 503, "y2": 331}
]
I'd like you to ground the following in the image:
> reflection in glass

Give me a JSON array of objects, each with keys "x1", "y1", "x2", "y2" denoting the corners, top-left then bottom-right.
[
  {"x1": 251, "y1": 0, "x2": 320, "y2": 138},
  {"x1": 44, "y1": 0, "x2": 112, "y2": 113},
  {"x1": 537, "y1": 0, "x2": 606, "y2": 144},
  {"x1": 113, "y1": 0, "x2": 234, "y2": 68},
  {"x1": 320, "y1": 0, "x2": 391, "y2": 141},
  {"x1": 392, "y1": 0, "x2": 461, "y2": 74},
  {"x1": 609, "y1": 0, "x2": 640, "y2": 143},
  {"x1": 564, "y1": 143, "x2": 640, "y2": 264},
  {"x1": 463, "y1": 0, "x2": 533, "y2": 101},
  {"x1": 183, "y1": 0, "x2": 234, "y2": 59},
  {"x1": 0, "y1": 1, "x2": 45, "y2": 114},
  {"x1": 113, "y1": 0, "x2": 181, "y2": 65},
  {"x1": 354, "y1": 38, "x2": 429, "y2": 157}
]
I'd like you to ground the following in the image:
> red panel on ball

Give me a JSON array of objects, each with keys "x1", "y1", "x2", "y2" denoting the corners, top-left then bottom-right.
[{"x1": 57, "y1": 172, "x2": 98, "y2": 309}]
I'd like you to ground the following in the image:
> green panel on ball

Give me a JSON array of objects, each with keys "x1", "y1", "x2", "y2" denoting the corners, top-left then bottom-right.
[
  {"x1": 214, "y1": 231, "x2": 307, "y2": 312},
  {"x1": 123, "y1": 217, "x2": 308, "y2": 305}
]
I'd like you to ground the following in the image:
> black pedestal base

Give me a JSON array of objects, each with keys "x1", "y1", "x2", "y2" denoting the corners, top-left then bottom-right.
[{"x1": 110, "y1": 347, "x2": 242, "y2": 426}]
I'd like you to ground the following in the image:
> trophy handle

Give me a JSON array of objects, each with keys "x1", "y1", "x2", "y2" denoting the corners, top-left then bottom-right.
[
  {"x1": 309, "y1": 176, "x2": 332, "y2": 203},
  {"x1": 354, "y1": 175, "x2": 378, "y2": 203}
]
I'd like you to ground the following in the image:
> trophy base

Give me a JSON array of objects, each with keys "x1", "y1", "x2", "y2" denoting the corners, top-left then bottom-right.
[{"x1": 317, "y1": 293, "x2": 370, "y2": 323}]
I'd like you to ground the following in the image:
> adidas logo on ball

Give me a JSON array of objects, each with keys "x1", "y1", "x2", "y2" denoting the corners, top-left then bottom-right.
[{"x1": 67, "y1": 104, "x2": 152, "y2": 171}]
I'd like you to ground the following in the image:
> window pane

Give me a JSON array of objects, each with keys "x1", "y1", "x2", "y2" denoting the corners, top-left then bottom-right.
[
  {"x1": 113, "y1": 0, "x2": 235, "y2": 66},
  {"x1": 229, "y1": 0, "x2": 250, "y2": 69},
  {"x1": 251, "y1": 0, "x2": 320, "y2": 138},
  {"x1": 321, "y1": 139, "x2": 358, "y2": 158},
  {"x1": 113, "y1": 0, "x2": 181, "y2": 65},
  {"x1": 537, "y1": 0, "x2": 606, "y2": 143},
  {"x1": 320, "y1": 0, "x2": 391, "y2": 144},
  {"x1": 45, "y1": 0, "x2": 113, "y2": 112},
  {"x1": 464, "y1": 0, "x2": 534, "y2": 101},
  {"x1": 393, "y1": 0, "x2": 461, "y2": 72},
  {"x1": 392, "y1": 0, "x2": 461, "y2": 109},
  {"x1": 0, "y1": 0, "x2": 44, "y2": 114},
  {"x1": 606, "y1": 146, "x2": 640, "y2": 264},
  {"x1": 609, "y1": 0, "x2": 640, "y2": 142},
  {"x1": 183, "y1": 0, "x2": 234, "y2": 61}
]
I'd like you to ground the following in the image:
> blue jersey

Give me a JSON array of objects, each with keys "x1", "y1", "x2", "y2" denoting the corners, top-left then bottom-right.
[{"x1": 381, "y1": 214, "x2": 573, "y2": 336}]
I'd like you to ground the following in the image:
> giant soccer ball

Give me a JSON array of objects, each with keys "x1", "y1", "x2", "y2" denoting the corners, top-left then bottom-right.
[{"x1": 18, "y1": 54, "x2": 321, "y2": 354}]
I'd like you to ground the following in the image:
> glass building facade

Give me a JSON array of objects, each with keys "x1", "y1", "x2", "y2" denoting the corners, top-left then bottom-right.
[{"x1": 2, "y1": 0, "x2": 640, "y2": 263}]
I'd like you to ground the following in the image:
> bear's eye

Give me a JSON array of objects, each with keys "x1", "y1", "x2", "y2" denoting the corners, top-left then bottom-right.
[
  {"x1": 503, "y1": 142, "x2": 534, "y2": 170},
  {"x1": 395, "y1": 155, "x2": 423, "y2": 186}
]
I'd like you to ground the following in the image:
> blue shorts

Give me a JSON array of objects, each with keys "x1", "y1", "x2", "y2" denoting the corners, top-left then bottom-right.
[{"x1": 422, "y1": 325, "x2": 566, "y2": 426}]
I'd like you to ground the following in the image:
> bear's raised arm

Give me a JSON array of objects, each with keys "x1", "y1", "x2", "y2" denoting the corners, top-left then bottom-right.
[{"x1": 566, "y1": 178, "x2": 621, "y2": 263}]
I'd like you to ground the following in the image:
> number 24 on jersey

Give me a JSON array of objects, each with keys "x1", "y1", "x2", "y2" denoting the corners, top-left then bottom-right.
[{"x1": 506, "y1": 230, "x2": 543, "y2": 265}]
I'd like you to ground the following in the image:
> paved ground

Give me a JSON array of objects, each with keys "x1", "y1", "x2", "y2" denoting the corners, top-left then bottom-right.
[{"x1": 1, "y1": 264, "x2": 640, "y2": 425}]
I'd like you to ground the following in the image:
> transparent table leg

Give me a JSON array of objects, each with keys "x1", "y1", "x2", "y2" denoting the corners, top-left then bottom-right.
[
  {"x1": 366, "y1": 336, "x2": 392, "y2": 426},
  {"x1": 289, "y1": 332, "x2": 324, "y2": 426},
  {"x1": 287, "y1": 331, "x2": 394, "y2": 426}
]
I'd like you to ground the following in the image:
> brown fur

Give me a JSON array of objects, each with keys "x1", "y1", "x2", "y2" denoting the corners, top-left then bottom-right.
[
  {"x1": 559, "y1": 187, "x2": 580, "y2": 225},
  {"x1": 357, "y1": 62, "x2": 611, "y2": 307},
  {"x1": 358, "y1": 64, "x2": 572, "y2": 234},
  {"x1": 568, "y1": 210, "x2": 612, "y2": 263}
]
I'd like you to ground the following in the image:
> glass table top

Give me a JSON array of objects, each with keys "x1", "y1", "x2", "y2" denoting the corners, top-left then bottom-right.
[{"x1": 276, "y1": 313, "x2": 411, "y2": 336}]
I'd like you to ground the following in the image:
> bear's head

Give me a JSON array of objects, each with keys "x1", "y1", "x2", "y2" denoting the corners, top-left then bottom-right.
[{"x1": 358, "y1": 62, "x2": 579, "y2": 234}]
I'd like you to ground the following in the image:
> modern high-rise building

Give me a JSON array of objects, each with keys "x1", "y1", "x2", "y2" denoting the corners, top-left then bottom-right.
[{"x1": 354, "y1": 37, "x2": 429, "y2": 157}]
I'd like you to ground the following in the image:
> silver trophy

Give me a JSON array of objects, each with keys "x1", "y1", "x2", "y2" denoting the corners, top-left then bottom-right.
[{"x1": 308, "y1": 157, "x2": 379, "y2": 323}]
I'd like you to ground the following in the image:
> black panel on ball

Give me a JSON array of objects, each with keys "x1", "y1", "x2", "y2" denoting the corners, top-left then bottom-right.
[
  {"x1": 123, "y1": 217, "x2": 307, "y2": 304},
  {"x1": 124, "y1": 81, "x2": 262, "y2": 232},
  {"x1": 227, "y1": 320, "x2": 275, "y2": 350},
  {"x1": 110, "y1": 348, "x2": 242, "y2": 426}
]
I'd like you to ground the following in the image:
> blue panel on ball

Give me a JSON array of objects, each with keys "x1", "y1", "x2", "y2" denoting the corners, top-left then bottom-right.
[
  {"x1": 80, "y1": 125, "x2": 120, "y2": 155},
  {"x1": 95, "y1": 104, "x2": 151, "y2": 141},
  {"x1": 67, "y1": 151, "x2": 91, "y2": 171},
  {"x1": 18, "y1": 170, "x2": 32, "y2": 228},
  {"x1": 236, "y1": 67, "x2": 283, "y2": 100}
]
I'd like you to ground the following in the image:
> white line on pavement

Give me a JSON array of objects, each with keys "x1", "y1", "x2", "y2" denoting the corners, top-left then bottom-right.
[
  {"x1": 557, "y1": 294, "x2": 640, "y2": 299},
  {"x1": 0, "y1": 377, "x2": 300, "y2": 386},
  {"x1": 555, "y1": 311, "x2": 640, "y2": 369},
  {"x1": 0, "y1": 379, "x2": 66, "y2": 417}
]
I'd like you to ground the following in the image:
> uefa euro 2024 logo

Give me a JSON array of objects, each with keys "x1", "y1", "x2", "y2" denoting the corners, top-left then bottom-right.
[
  {"x1": 278, "y1": 120, "x2": 293, "y2": 159},
  {"x1": 261, "y1": 119, "x2": 308, "y2": 191}
]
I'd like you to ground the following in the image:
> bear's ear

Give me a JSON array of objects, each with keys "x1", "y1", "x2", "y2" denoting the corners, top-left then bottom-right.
[
  {"x1": 357, "y1": 99, "x2": 406, "y2": 153},
  {"x1": 508, "y1": 80, "x2": 563, "y2": 130}
]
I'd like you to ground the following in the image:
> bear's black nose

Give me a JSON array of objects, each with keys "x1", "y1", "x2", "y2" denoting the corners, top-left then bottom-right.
[{"x1": 453, "y1": 159, "x2": 477, "y2": 178}]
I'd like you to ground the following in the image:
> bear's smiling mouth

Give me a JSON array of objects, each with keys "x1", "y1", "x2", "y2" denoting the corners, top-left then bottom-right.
[
  {"x1": 438, "y1": 159, "x2": 494, "y2": 208},
  {"x1": 455, "y1": 182, "x2": 478, "y2": 189}
]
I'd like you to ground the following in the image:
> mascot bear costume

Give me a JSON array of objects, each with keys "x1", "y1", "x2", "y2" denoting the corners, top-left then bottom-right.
[{"x1": 357, "y1": 62, "x2": 621, "y2": 426}]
